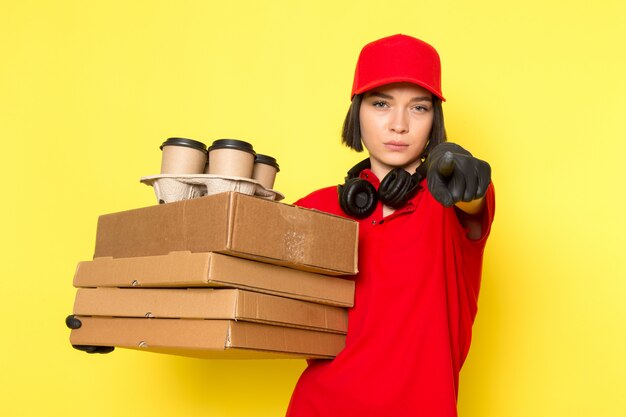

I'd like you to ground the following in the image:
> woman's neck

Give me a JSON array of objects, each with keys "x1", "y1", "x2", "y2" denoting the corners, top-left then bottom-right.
[{"x1": 369, "y1": 158, "x2": 422, "y2": 181}]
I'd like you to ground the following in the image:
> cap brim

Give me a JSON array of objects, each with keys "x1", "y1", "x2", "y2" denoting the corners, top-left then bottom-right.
[{"x1": 352, "y1": 77, "x2": 446, "y2": 102}]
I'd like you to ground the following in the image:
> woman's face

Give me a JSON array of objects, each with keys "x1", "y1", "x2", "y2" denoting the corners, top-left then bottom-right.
[{"x1": 359, "y1": 82, "x2": 434, "y2": 178}]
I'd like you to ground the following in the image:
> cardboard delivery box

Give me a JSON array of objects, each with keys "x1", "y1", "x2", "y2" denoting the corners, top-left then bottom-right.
[
  {"x1": 74, "y1": 252, "x2": 355, "y2": 307},
  {"x1": 70, "y1": 316, "x2": 345, "y2": 359},
  {"x1": 93, "y1": 192, "x2": 358, "y2": 275},
  {"x1": 73, "y1": 287, "x2": 348, "y2": 333}
]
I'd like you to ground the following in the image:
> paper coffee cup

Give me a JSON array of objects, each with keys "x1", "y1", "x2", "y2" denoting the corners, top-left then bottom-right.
[
  {"x1": 207, "y1": 139, "x2": 256, "y2": 178},
  {"x1": 252, "y1": 154, "x2": 280, "y2": 189},
  {"x1": 160, "y1": 137, "x2": 208, "y2": 174}
]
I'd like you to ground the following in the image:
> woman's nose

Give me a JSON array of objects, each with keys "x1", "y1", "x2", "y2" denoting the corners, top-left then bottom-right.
[{"x1": 389, "y1": 109, "x2": 409, "y2": 133}]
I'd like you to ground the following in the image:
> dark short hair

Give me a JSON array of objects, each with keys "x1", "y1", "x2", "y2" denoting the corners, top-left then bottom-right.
[{"x1": 341, "y1": 94, "x2": 447, "y2": 157}]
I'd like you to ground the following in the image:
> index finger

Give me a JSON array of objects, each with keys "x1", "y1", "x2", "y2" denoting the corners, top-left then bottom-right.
[{"x1": 437, "y1": 151, "x2": 455, "y2": 178}]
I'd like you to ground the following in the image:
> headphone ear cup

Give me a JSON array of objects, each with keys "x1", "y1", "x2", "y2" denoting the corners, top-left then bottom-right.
[
  {"x1": 338, "y1": 178, "x2": 378, "y2": 218},
  {"x1": 378, "y1": 168, "x2": 419, "y2": 209}
]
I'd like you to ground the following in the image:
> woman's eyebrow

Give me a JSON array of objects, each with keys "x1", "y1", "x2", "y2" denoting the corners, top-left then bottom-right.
[
  {"x1": 367, "y1": 92, "x2": 432, "y2": 102},
  {"x1": 368, "y1": 92, "x2": 393, "y2": 99}
]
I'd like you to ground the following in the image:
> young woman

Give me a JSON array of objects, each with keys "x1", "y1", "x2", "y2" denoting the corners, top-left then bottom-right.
[{"x1": 286, "y1": 34, "x2": 495, "y2": 417}]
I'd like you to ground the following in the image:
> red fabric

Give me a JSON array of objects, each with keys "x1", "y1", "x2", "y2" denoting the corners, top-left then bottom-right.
[
  {"x1": 286, "y1": 169, "x2": 495, "y2": 417},
  {"x1": 351, "y1": 34, "x2": 445, "y2": 101}
]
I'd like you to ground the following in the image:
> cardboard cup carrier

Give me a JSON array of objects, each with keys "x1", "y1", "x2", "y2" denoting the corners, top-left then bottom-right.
[{"x1": 147, "y1": 138, "x2": 283, "y2": 204}]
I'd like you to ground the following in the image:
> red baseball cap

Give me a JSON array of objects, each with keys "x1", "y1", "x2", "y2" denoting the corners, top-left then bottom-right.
[{"x1": 351, "y1": 34, "x2": 445, "y2": 101}]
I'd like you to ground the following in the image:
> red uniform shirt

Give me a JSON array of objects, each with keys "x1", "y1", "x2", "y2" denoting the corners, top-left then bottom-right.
[{"x1": 286, "y1": 169, "x2": 496, "y2": 417}]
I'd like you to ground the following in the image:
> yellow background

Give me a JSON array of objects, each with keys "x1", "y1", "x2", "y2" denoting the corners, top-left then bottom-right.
[{"x1": 1, "y1": 1, "x2": 625, "y2": 416}]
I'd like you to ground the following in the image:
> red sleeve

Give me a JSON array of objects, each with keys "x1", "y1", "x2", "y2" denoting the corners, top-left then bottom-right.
[
  {"x1": 474, "y1": 181, "x2": 496, "y2": 244},
  {"x1": 449, "y1": 182, "x2": 496, "y2": 365},
  {"x1": 452, "y1": 181, "x2": 496, "y2": 245}
]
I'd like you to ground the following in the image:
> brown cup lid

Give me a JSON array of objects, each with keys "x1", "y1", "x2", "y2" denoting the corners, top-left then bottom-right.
[
  {"x1": 208, "y1": 139, "x2": 256, "y2": 155},
  {"x1": 160, "y1": 137, "x2": 207, "y2": 151},
  {"x1": 255, "y1": 154, "x2": 280, "y2": 172}
]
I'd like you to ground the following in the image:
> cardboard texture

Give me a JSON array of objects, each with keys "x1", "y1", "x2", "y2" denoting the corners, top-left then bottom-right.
[
  {"x1": 93, "y1": 192, "x2": 358, "y2": 275},
  {"x1": 73, "y1": 288, "x2": 348, "y2": 333},
  {"x1": 74, "y1": 251, "x2": 355, "y2": 307},
  {"x1": 70, "y1": 316, "x2": 345, "y2": 359}
]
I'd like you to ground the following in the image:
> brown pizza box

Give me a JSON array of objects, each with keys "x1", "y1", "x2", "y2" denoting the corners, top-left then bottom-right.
[
  {"x1": 73, "y1": 252, "x2": 354, "y2": 307},
  {"x1": 73, "y1": 287, "x2": 348, "y2": 333},
  {"x1": 70, "y1": 316, "x2": 345, "y2": 359},
  {"x1": 93, "y1": 192, "x2": 358, "y2": 275}
]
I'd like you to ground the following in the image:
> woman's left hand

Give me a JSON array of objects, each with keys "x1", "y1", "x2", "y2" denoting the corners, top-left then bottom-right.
[{"x1": 426, "y1": 142, "x2": 491, "y2": 207}]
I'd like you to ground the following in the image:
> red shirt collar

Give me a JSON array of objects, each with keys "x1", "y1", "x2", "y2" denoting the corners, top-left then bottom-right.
[{"x1": 358, "y1": 168, "x2": 380, "y2": 186}]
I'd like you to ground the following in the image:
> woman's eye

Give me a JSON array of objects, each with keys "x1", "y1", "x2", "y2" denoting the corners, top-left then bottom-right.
[
  {"x1": 372, "y1": 101, "x2": 388, "y2": 108},
  {"x1": 413, "y1": 105, "x2": 430, "y2": 112}
]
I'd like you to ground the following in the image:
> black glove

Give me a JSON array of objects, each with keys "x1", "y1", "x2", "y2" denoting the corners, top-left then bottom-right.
[
  {"x1": 65, "y1": 315, "x2": 115, "y2": 354},
  {"x1": 426, "y1": 142, "x2": 491, "y2": 207}
]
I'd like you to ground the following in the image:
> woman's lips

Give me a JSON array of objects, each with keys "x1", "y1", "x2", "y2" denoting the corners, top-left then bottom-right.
[{"x1": 384, "y1": 142, "x2": 408, "y2": 151}]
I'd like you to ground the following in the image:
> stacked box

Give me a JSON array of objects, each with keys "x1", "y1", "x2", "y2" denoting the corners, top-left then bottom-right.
[{"x1": 69, "y1": 192, "x2": 358, "y2": 359}]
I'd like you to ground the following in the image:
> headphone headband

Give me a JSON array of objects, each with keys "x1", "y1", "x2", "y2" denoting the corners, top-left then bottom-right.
[{"x1": 346, "y1": 158, "x2": 373, "y2": 180}]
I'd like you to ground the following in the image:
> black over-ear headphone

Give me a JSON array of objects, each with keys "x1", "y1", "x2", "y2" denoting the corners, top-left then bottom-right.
[{"x1": 337, "y1": 158, "x2": 427, "y2": 218}]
